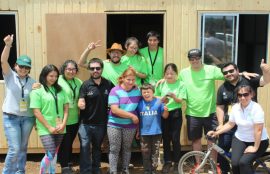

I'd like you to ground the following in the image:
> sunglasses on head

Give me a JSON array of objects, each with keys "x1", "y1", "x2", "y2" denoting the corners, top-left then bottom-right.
[
  {"x1": 89, "y1": 67, "x2": 101, "y2": 71},
  {"x1": 222, "y1": 69, "x2": 235, "y2": 75},
  {"x1": 237, "y1": 93, "x2": 250, "y2": 98},
  {"x1": 18, "y1": 65, "x2": 31, "y2": 70}
]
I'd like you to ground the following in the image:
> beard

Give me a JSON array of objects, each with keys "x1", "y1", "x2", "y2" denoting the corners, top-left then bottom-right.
[
  {"x1": 111, "y1": 57, "x2": 121, "y2": 64},
  {"x1": 91, "y1": 72, "x2": 101, "y2": 79}
]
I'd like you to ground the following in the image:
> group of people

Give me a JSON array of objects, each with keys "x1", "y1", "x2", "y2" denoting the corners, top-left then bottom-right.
[{"x1": 1, "y1": 29, "x2": 270, "y2": 174}]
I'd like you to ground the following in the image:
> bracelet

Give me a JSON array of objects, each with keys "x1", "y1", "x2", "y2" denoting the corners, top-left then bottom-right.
[{"x1": 5, "y1": 44, "x2": 12, "y2": 48}]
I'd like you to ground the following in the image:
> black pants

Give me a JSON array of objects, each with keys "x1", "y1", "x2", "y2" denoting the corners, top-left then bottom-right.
[
  {"x1": 162, "y1": 108, "x2": 182, "y2": 163},
  {"x1": 58, "y1": 123, "x2": 79, "y2": 168},
  {"x1": 231, "y1": 136, "x2": 269, "y2": 174},
  {"x1": 217, "y1": 126, "x2": 237, "y2": 173}
]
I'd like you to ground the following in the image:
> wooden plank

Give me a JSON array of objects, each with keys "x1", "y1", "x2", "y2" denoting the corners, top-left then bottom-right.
[
  {"x1": 0, "y1": 85, "x2": 7, "y2": 148},
  {"x1": 46, "y1": 13, "x2": 106, "y2": 81}
]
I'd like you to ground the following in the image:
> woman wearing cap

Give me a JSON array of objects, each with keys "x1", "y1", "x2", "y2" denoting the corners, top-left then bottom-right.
[
  {"x1": 57, "y1": 60, "x2": 82, "y2": 174},
  {"x1": 121, "y1": 37, "x2": 149, "y2": 87},
  {"x1": 1, "y1": 34, "x2": 36, "y2": 174}
]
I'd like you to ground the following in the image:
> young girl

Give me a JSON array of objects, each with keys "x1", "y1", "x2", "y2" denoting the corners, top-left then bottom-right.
[
  {"x1": 30, "y1": 64, "x2": 69, "y2": 174},
  {"x1": 155, "y1": 63, "x2": 187, "y2": 174},
  {"x1": 121, "y1": 37, "x2": 149, "y2": 86}
]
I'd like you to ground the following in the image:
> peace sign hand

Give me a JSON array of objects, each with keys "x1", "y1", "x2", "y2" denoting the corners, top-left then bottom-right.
[{"x1": 87, "y1": 40, "x2": 101, "y2": 51}]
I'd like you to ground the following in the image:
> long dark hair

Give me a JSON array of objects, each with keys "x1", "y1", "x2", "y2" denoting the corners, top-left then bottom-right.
[{"x1": 39, "y1": 64, "x2": 62, "y2": 93}]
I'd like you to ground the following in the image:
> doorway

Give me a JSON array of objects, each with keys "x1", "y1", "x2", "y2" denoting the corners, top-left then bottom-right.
[
  {"x1": 237, "y1": 14, "x2": 268, "y2": 73},
  {"x1": 107, "y1": 14, "x2": 164, "y2": 58}
]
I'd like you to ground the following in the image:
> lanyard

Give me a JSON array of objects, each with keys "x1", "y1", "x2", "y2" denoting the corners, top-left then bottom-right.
[
  {"x1": 148, "y1": 47, "x2": 159, "y2": 75},
  {"x1": 47, "y1": 86, "x2": 59, "y2": 115},
  {"x1": 17, "y1": 76, "x2": 29, "y2": 99},
  {"x1": 64, "y1": 77, "x2": 77, "y2": 102}
]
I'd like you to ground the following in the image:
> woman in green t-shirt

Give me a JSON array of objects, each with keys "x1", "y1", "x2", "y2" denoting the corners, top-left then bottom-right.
[
  {"x1": 58, "y1": 60, "x2": 82, "y2": 174},
  {"x1": 121, "y1": 37, "x2": 149, "y2": 86},
  {"x1": 30, "y1": 64, "x2": 69, "y2": 174},
  {"x1": 155, "y1": 63, "x2": 187, "y2": 174}
]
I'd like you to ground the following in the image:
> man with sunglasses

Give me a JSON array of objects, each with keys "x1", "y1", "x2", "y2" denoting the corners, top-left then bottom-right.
[
  {"x1": 78, "y1": 58, "x2": 114, "y2": 174},
  {"x1": 179, "y1": 49, "x2": 224, "y2": 173},
  {"x1": 216, "y1": 60, "x2": 270, "y2": 174}
]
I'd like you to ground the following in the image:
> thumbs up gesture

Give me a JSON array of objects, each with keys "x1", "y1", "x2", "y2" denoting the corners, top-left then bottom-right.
[{"x1": 260, "y1": 59, "x2": 270, "y2": 73}]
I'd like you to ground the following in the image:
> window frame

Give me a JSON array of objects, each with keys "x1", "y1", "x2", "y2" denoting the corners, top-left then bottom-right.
[
  {"x1": 0, "y1": 11, "x2": 18, "y2": 82},
  {"x1": 198, "y1": 12, "x2": 270, "y2": 65}
]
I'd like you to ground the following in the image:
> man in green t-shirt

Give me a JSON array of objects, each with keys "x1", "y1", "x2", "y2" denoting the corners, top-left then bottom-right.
[
  {"x1": 179, "y1": 49, "x2": 224, "y2": 170},
  {"x1": 78, "y1": 41, "x2": 128, "y2": 86},
  {"x1": 140, "y1": 31, "x2": 164, "y2": 86}
]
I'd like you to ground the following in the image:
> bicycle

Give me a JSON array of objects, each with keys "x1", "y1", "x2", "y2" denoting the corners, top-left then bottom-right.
[{"x1": 178, "y1": 136, "x2": 270, "y2": 174}]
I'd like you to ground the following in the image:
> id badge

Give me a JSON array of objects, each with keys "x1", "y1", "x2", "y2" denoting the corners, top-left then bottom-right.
[
  {"x1": 55, "y1": 116, "x2": 63, "y2": 126},
  {"x1": 19, "y1": 99, "x2": 28, "y2": 112}
]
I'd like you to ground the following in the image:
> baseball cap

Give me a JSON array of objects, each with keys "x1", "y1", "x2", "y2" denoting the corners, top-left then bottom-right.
[
  {"x1": 16, "y1": 55, "x2": 32, "y2": 67},
  {"x1": 188, "y1": 49, "x2": 202, "y2": 58}
]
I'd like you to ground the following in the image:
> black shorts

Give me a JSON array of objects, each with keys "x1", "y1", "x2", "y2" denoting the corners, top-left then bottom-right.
[{"x1": 186, "y1": 113, "x2": 218, "y2": 141}]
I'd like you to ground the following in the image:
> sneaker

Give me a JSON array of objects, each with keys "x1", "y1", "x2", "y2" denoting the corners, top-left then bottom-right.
[
  {"x1": 121, "y1": 168, "x2": 130, "y2": 174},
  {"x1": 191, "y1": 163, "x2": 199, "y2": 174},
  {"x1": 173, "y1": 162, "x2": 179, "y2": 174},
  {"x1": 61, "y1": 167, "x2": 74, "y2": 174},
  {"x1": 216, "y1": 164, "x2": 222, "y2": 174},
  {"x1": 162, "y1": 162, "x2": 172, "y2": 174}
]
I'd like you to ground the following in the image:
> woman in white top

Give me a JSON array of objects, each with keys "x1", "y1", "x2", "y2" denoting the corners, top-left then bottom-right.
[{"x1": 208, "y1": 85, "x2": 269, "y2": 174}]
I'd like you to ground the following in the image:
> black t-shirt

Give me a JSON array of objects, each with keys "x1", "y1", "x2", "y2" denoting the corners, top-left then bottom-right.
[
  {"x1": 217, "y1": 75, "x2": 261, "y2": 117},
  {"x1": 79, "y1": 77, "x2": 114, "y2": 125}
]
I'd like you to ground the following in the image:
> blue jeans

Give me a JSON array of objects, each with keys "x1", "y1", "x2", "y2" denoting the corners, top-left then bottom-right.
[
  {"x1": 78, "y1": 124, "x2": 106, "y2": 174},
  {"x1": 2, "y1": 113, "x2": 35, "y2": 174}
]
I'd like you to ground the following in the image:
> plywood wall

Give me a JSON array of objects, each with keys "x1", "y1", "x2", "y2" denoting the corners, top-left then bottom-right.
[{"x1": 0, "y1": 0, "x2": 270, "y2": 153}]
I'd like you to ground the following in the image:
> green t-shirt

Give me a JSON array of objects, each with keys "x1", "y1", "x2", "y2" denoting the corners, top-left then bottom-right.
[
  {"x1": 140, "y1": 46, "x2": 164, "y2": 85},
  {"x1": 102, "y1": 60, "x2": 128, "y2": 86},
  {"x1": 179, "y1": 64, "x2": 224, "y2": 117},
  {"x1": 30, "y1": 86, "x2": 69, "y2": 136},
  {"x1": 58, "y1": 75, "x2": 82, "y2": 125},
  {"x1": 155, "y1": 79, "x2": 187, "y2": 111},
  {"x1": 121, "y1": 54, "x2": 149, "y2": 86}
]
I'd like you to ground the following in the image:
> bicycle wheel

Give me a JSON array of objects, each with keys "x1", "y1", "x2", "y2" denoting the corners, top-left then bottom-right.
[
  {"x1": 253, "y1": 155, "x2": 270, "y2": 174},
  {"x1": 178, "y1": 151, "x2": 217, "y2": 174}
]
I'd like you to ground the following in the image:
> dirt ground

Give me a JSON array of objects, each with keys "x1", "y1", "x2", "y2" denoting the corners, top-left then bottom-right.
[{"x1": 0, "y1": 152, "x2": 169, "y2": 174}]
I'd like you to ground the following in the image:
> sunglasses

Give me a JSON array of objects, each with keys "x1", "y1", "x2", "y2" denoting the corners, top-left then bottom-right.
[
  {"x1": 237, "y1": 93, "x2": 250, "y2": 98},
  {"x1": 89, "y1": 67, "x2": 101, "y2": 71},
  {"x1": 222, "y1": 69, "x2": 235, "y2": 75},
  {"x1": 188, "y1": 57, "x2": 201, "y2": 61},
  {"x1": 18, "y1": 65, "x2": 31, "y2": 70}
]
